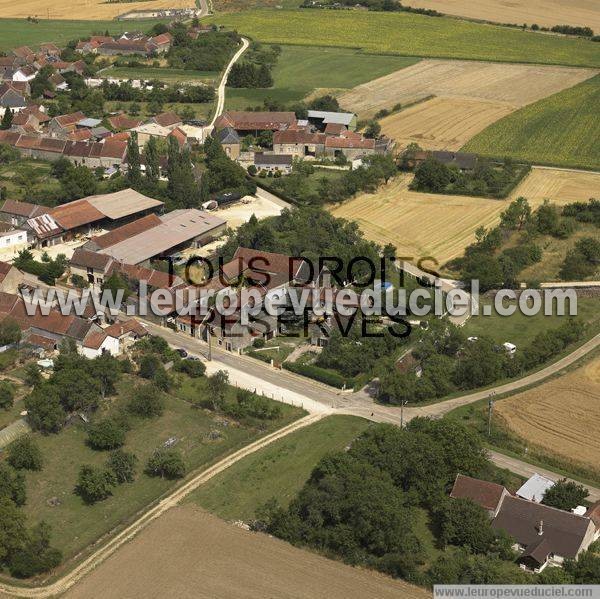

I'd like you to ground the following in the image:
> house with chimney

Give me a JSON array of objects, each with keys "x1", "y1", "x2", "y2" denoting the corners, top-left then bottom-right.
[{"x1": 450, "y1": 474, "x2": 598, "y2": 573}]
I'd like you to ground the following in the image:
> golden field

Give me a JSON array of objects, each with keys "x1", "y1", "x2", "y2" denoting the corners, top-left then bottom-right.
[
  {"x1": 0, "y1": 0, "x2": 193, "y2": 20},
  {"x1": 407, "y1": 0, "x2": 600, "y2": 33},
  {"x1": 329, "y1": 168, "x2": 595, "y2": 265},
  {"x1": 496, "y1": 356, "x2": 600, "y2": 473}
]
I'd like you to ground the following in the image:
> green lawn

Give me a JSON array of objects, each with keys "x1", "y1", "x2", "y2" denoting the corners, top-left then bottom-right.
[
  {"x1": 0, "y1": 18, "x2": 165, "y2": 52},
  {"x1": 463, "y1": 296, "x2": 600, "y2": 348},
  {"x1": 188, "y1": 415, "x2": 371, "y2": 521},
  {"x1": 22, "y1": 375, "x2": 303, "y2": 560},
  {"x1": 208, "y1": 10, "x2": 600, "y2": 68},
  {"x1": 464, "y1": 74, "x2": 600, "y2": 170},
  {"x1": 226, "y1": 45, "x2": 419, "y2": 110},
  {"x1": 103, "y1": 66, "x2": 219, "y2": 85},
  {"x1": 0, "y1": 159, "x2": 61, "y2": 202}
]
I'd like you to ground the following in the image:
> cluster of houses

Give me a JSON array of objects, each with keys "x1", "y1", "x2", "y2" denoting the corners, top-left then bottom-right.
[
  {"x1": 75, "y1": 31, "x2": 173, "y2": 58},
  {"x1": 214, "y1": 109, "x2": 392, "y2": 173},
  {"x1": 450, "y1": 473, "x2": 600, "y2": 573}
]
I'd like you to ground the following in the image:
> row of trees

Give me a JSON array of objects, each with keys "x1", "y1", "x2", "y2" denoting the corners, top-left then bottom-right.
[{"x1": 378, "y1": 316, "x2": 585, "y2": 405}]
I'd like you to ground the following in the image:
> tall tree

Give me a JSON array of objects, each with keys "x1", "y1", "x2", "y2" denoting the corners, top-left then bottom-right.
[
  {"x1": 144, "y1": 135, "x2": 160, "y2": 186},
  {"x1": 126, "y1": 131, "x2": 142, "y2": 188},
  {"x1": 0, "y1": 108, "x2": 13, "y2": 131}
]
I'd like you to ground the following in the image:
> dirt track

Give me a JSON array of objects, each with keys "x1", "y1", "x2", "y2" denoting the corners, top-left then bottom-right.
[
  {"x1": 406, "y1": 0, "x2": 600, "y2": 32},
  {"x1": 64, "y1": 506, "x2": 428, "y2": 599}
]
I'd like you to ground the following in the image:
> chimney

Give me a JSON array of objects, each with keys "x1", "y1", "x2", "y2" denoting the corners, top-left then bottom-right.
[{"x1": 537, "y1": 520, "x2": 544, "y2": 535}]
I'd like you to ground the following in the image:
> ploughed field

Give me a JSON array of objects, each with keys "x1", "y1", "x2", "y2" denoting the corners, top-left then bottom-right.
[
  {"x1": 328, "y1": 169, "x2": 595, "y2": 266},
  {"x1": 407, "y1": 0, "x2": 600, "y2": 33},
  {"x1": 495, "y1": 357, "x2": 600, "y2": 474},
  {"x1": 64, "y1": 505, "x2": 429, "y2": 599}
]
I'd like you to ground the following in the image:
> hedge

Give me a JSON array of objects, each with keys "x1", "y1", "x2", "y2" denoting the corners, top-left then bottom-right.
[{"x1": 283, "y1": 361, "x2": 354, "y2": 389}]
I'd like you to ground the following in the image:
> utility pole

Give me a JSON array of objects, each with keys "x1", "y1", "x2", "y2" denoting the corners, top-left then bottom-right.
[
  {"x1": 487, "y1": 395, "x2": 495, "y2": 437},
  {"x1": 400, "y1": 399, "x2": 409, "y2": 428},
  {"x1": 207, "y1": 325, "x2": 212, "y2": 361}
]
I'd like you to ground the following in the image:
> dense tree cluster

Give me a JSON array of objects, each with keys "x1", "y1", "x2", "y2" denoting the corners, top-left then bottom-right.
[
  {"x1": 25, "y1": 345, "x2": 122, "y2": 433},
  {"x1": 13, "y1": 250, "x2": 68, "y2": 286},
  {"x1": 410, "y1": 156, "x2": 530, "y2": 199},
  {"x1": 541, "y1": 479, "x2": 589, "y2": 511}
]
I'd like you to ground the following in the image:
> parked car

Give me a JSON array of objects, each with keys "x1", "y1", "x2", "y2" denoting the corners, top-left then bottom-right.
[{"x1": 175, "y1": 348, "x2": 188, "y2": 358}]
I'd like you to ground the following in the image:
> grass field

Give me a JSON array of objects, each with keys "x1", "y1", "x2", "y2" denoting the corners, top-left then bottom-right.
[
  {"x1": 464, "y1": 74, "x2": 600, "y2": 170},
  {"x1": 339, "y1": 58, "x2": 597, "y2": 120},
  {"x1": 208, "y1": 10, "x2": 600, "y2": 68},
  {"x1": 406, "y1": 0, "x2": 600, "y2": 33},
  {"x1": 328, "y1": 171, "x2": 585, "y2": 267},
  {"x1": 463, "y1": 297, "x2": 600, "y2": 348},
  {"x1": 0, "y1": 18, "x2": 165, "y2": 51},
  {"x1": 0, "y1": 0, "x2": 191, "y2": 21},
  {"x1": 494, "y1": 356, "x2": 600, "y2": 475},
  {"x1": 103, "y1": 67, "x2": 218, "y2": 85},
  {"x1": 65, "y1": 506, "x2": 430, "y2": 599},
  {"x1": 189, "y1": 415, "x2": 370, "y2": 521},
  {"x1": 226, "y1": 45, "x2": 419, "y2": 111},
  {"x1": 21, "y1": 375, "x2": 302, "y2": 560}
]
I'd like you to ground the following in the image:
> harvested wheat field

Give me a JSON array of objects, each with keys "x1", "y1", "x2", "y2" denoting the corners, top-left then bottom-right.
[
  {"x1": 64, "y1": 505, "x2": 428, "y2": 599},
  {"x1": 495, "y1": 357, "x2": 600, "y2": 474},
  {"x1": 380, "y1": 96, "x2": 514, "y2": 151},
  {"x1": 407, "y1": 0, "x2": 600, "y2": 33},
  {"x1": 339, "y1": 59, "x2": 598, "y2": 125},
  {"x1": 509, "y1": 167, "x2": 600, "y2": 203},
  {"x1": 329, "y1": 173, "x2": 579, "y2": 265},
  {"x1": 0, "y1": 0, "x2": 193, "y2": 20}
]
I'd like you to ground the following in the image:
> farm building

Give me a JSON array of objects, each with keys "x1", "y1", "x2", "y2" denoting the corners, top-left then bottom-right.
[
  {"x1": 26, "y1": 189, "x2": 164, "y2": 248},
  {"x1": 307, "y1": 110, "x2": 357, "y2": 131},
  {"x1": 216, "y1": 127, "x2": 241, "y2": 159},
  {"x1": 273, "y1": 130, "x2": 326, "y2": 158},
  {"x1": 516, "y1": 474, "x2": 556, "y2": 503},
  {"x1": 254, "y1": 153, "x2": 293, "y2": 173},
  {"x1": 449, "y1": 474, "x2": 599, "y2": 573},
  {"x1": 97, "y1": 209, "x2": 226, "y2": 266},
  {"x1": 214, "y1": 111, "x2": 297, "y2": 135}
]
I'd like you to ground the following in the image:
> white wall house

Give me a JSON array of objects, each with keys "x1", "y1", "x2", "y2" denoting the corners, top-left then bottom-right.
[{"x1": 0, "y1": 226, "x2": 27, "y2": 249}]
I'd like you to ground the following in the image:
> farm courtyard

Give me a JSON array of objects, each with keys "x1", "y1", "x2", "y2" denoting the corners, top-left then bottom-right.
[{"x1": 328, "y1": 168, "x2": 600, "y2": 266}]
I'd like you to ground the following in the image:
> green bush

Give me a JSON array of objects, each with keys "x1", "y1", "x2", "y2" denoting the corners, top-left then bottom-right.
[{"x1": 283, "y1": 361, "x2": 353, "y2": 389}]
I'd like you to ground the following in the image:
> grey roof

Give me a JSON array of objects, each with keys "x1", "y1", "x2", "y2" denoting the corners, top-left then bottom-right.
[
  {"x1": 254, "y1": 153, "x2": 293, "y2": 166},
  {"x1": 516, "y1": 474, "x2": 555, "y2": 503},
  {"x1": 216, "y1": 126, "x2": 240, "y2": 145},
  {"x1": 431, "y1": 150, "x2": 478, "y2": 170},
  {"x1": 100, "y1": 209, "x2": 225, "y2": 265},
  {"x1": 85, "y1": 188, "x2": 163, "y2": 220},
  {"x1": 492, "y1": 495, "x2": 592, "y2": 560},
  {"x1": 307, "y1": 110, "x2": 355, "y2": 126},
  {"x1": 77, "y1": 117, "x2": 102, "y2": 128}
]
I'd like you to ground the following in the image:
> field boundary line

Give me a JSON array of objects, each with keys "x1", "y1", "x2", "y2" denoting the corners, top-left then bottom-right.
[{"x1": 0, "y1": 413, "x2": 325, "y2": 598}]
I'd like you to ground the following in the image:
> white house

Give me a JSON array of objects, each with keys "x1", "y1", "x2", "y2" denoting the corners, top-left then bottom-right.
[{"x1": 0, "y1": 223, "x2": 28, "y2": 250}]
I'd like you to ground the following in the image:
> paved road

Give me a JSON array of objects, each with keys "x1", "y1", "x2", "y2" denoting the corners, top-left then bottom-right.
[{"x1": 489, "y1": 450, "x2": 600, "y2": 503}]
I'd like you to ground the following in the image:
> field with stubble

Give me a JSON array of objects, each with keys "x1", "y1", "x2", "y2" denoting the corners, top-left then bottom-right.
[
  {"x1": 329, "y1": 169, "x2": 592, "y2": 265},
  {"x1": 406, "y1": 0, "x2": 600, "y2": 33},
  {"x1": 65, "y1": 506, "x2": 429, "y2": 599},
  {"x1": 338, "y1": 58, "x2": 598, "y2": 120},
  {"x1": 0, "y1": 0, "x2": 192, "y2": 20},
  {"x1": 495, "y1": 357, "x2": 600, "y2": 474}
]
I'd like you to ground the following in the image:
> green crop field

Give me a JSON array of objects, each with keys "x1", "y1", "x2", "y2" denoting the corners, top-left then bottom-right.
[
  {"x1": 188, "y1": 415, "x2": 371, "y2": 521},
  {"x1": 463, "y1": 75, "x2": 600, "y2": 170},
  {"x1": 0, "y1": 18, "x2": 164, "y2": 52},
  {"x1": 226, "y1": 45, "x2": 419, "y2": 110},
  {"x1": 208, "y1": 10, "x2": 600, "y2": 68}
]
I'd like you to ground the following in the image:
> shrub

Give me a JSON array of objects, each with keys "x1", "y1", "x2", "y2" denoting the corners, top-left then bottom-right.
[
  {"x1": 106, "y1": 450, "x2": 137, "y2": 484},
  {"x1": 7, "y1": 436, "x2": 43, "y2": 471},
  {"x1": 128, "y1": 384, "x2": 165, "y2": 418},
  {"x1": 146, "y1": 449, "x2": 185, "y2": 479},
  {"x1": 0, "y1": 380, "x2": 14, "y2": 409},
  {"x1": 75, "y1": 465, "x2": 116, "y2": 504},
  {"x1": 253, "y1": 338, "x2": 265, "y2": 349},
  {"x1": 87, "y1": 418, "x2": 126, "y2": 450}
]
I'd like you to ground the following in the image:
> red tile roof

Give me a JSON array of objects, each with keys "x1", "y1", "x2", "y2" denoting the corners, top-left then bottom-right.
[
  {"x1": 215, "y1": 111, "x2": 296, "y2": 132},
  {"x1": 51, "y1": 200, "x2": 105, "y2": 230},
  {"x1": 89, "y1": 213, "x2": 162, "y2": 249},
  {"x1": 153, "y1": 111, "x2": 182, "y2": 128},
  {"x1": 83, "y1": 330, "x2": 107, "y2": 350},
  {"x1": 450, "y1": 474, "x2": 507, "y2": 512}
]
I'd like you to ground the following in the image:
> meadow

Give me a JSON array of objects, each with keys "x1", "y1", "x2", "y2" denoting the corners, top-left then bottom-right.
[
  {"x1": 208, "y1": 9, "x2": 600, "y2": 68},
  {"x1": 0, "y1": 18, "x2": 165, "y2": 52},
  {"x1": 464, "y1": 74, "x2": 600, "y2": 170},
  {"x1": 226, "y1": 45, "x2": 419, "y2": 110},
  {"x1": 189, "y1": 415, "x2": 370, "y2": 520}
]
